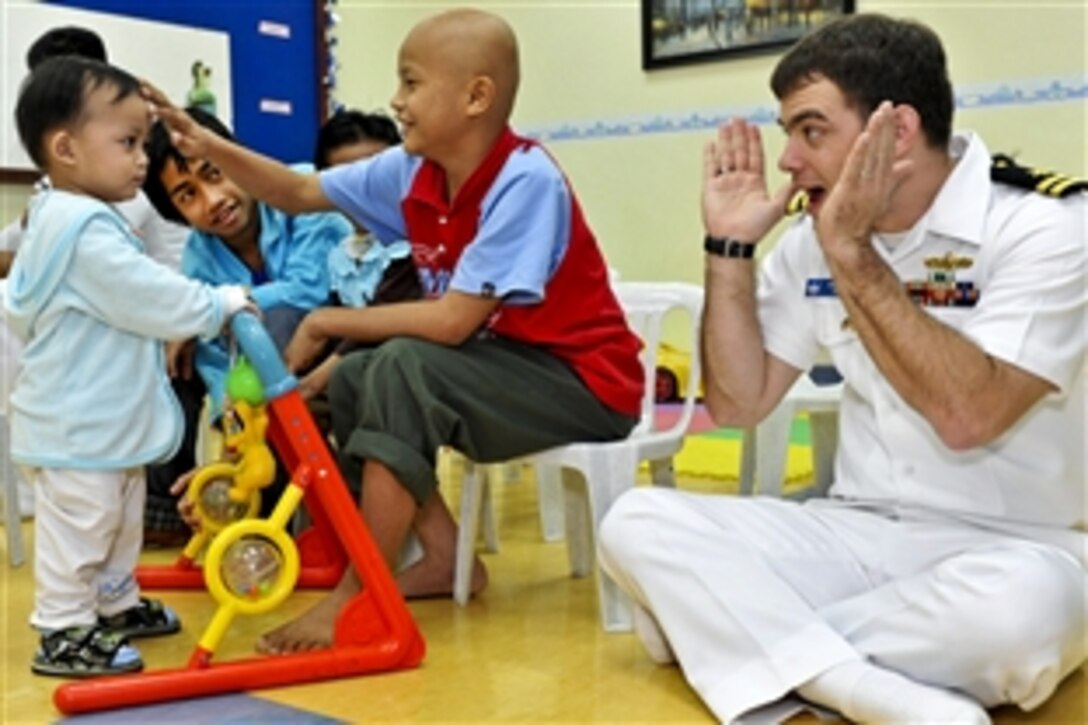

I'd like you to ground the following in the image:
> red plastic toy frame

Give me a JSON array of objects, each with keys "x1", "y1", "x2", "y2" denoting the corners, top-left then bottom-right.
[{"x1": 53, "y1": 389, "x2": 426, "y2": 714}]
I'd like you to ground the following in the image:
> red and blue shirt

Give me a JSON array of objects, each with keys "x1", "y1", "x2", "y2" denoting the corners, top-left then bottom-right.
[{"x1": 320, "y1": 127, "x2": 643, "y2": 416}]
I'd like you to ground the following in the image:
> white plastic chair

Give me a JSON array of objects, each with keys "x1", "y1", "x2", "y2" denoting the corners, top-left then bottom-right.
[
  {"x1": 438, "y1": 453, "x2": 533, "y2": 556},
  {"x1": 0, "y1": 278, "x2": 26, "y2": 567},
  {"x1": 453, "y1": 281, "x2": 704, "y2": 632},
  {"x1": 739, "y1": 373, "x2": 842, "y2": 499},
  {"x1": 0, "y1": 415, "x2": 24, "y2": 567}
]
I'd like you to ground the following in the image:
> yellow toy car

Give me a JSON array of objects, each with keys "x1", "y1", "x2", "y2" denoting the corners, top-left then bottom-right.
[{"x1": 655, "y1": 343, "x2": 702, "y2": 402}]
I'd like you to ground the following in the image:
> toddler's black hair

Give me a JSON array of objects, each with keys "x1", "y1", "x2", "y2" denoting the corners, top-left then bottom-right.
[{"x1": 15, "y1": 56, "x2": 140, "y2": 170}]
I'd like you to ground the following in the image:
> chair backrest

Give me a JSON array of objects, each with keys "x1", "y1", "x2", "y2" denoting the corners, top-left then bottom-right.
[{"x1": 612, "y1": 281, "x2": 704, "y2": 440}]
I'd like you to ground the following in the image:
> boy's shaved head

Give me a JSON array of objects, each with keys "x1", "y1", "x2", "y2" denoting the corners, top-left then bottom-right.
[{"x1": 408, "y1": 8, "x2": 520, "y2": 120}]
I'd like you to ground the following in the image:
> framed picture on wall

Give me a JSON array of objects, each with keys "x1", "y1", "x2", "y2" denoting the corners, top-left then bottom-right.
[{"x1": 642, "y1": 1, "x2": 855, "y2": 70}]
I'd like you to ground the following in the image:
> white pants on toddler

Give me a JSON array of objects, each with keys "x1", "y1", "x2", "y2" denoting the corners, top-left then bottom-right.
[{"x1": 31, "y1": 467, "x2": 145, "y2": 631}]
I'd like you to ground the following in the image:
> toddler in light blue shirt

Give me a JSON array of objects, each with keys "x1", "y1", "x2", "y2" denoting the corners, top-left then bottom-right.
[{"x1": 9, "y1": 56, "x2": 249, "y2": 678}]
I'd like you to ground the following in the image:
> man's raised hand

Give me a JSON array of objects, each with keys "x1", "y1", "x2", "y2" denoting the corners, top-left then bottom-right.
[{"x1": 703, "y1": 118, "x2": 794, "y2": 244}]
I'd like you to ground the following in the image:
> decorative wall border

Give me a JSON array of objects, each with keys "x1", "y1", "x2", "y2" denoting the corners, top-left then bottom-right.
[{"x1": 522, "y1": 75, "x2": 1087, "y2": 144}]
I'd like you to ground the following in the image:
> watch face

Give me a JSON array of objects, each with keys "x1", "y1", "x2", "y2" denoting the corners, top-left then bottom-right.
[
  {"x1": 704, "y1": 236, "x2": 754, "y2": 258},
  {"x1": 728, "y1": 242, "x2": 755, "y2": 258}
]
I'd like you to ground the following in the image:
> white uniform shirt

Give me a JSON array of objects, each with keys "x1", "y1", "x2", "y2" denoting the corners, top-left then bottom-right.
[{"x1": 757, "y1": 132, "x2": 1086, "y2": 529}]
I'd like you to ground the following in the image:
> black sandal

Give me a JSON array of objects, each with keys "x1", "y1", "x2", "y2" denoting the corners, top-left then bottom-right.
[
  {"x1": 32, "y1": 625, "x2": 143, "y2": 678},
  {"x1": 99, "y1": 597, "x2": 181, "y2": 639}
]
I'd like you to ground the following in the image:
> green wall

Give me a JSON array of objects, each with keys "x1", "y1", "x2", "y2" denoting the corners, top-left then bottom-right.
[
  {"x1": 330, "y1": 0, "x2": 1085, "y2": 293},
  {"x1": 2, "y1": 0, "x2": 1083, "y2": 317}
]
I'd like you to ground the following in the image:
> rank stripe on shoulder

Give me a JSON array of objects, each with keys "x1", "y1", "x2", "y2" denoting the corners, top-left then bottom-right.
[{"x1": 991, "y1": 153, "x2": 1087, "y2": 197}]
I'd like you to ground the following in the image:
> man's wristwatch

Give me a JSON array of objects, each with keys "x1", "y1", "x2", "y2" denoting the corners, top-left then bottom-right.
[{"x1": 704, "y1": 235, "x2": 756, "y2": 259}]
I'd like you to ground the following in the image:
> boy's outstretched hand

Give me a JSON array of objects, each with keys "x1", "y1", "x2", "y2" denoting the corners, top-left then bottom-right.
[
  {"x1": 284, "y1": 310, "x2": 331, "y2": 374},
  {"x1": 141, "y1": 81, "x2": 212, "y2": 159},
  {"x1": 298, "y1": 353, "x2": 340, "y2": 400}
]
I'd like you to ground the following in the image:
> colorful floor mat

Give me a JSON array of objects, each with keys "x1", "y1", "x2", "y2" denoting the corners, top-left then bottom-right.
[
  {"x1": 63, "y1": 693, "x2": 343, "y2": 724},
  {"x1": 646, "y1": 405, "x2": 815, "y2": 491}
]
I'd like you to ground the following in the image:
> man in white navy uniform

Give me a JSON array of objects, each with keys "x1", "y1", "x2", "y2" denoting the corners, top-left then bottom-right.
[{"x1": 599, "y1": 13, "x2": 1085, "y2": 724}]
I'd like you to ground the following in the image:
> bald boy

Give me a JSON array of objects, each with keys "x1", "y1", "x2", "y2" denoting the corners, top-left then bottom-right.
[{"x1": 149, "y1": 8, "x2": 642, "y2": 653}]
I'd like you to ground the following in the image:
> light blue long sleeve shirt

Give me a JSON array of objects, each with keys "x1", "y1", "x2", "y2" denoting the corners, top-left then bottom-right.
[
  {"x1": 180, "y1": 188, "x2": 351, "y2": 413},
  {"x1": 4, "y1": 190, "x2": 246, "y2": 469}
]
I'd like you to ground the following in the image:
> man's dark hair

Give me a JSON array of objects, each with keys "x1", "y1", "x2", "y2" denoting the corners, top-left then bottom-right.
[
  {"x1": 314, "y1": 110, "x2": 401, "y2": 169},
  {"x1": 15, "y1": 56, "x2": 140, "y2": 170},
  {"x1": 144, "y1": 107, "x2": 236, "y2": 225},
  {"x1": 26, "y1": 26, "x2": 108, "y2": 70},
  {"x1": 770, "y1": 14, "x2": 953, "y2": 149}
]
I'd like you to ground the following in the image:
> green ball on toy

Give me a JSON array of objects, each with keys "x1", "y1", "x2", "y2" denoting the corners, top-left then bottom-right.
[{"x1": 226, "y1": 357, "x2": 265, "y2": 405}]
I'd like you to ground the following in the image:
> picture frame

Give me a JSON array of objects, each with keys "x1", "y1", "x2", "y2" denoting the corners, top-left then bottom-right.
[{"x1": 642, "y1": 0, "x2": 856, "y2": 70}]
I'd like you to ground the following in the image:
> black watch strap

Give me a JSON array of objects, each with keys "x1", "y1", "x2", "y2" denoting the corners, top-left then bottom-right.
[{"x1": 704, "y1": 235, "x2": 755, "y2": 259}]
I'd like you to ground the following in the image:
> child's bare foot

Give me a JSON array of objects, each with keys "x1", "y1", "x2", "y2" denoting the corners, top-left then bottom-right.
[
  {"x1": 255, "y1": 549, "x2": 489, "y2": 652},
  {"x1": 397, "y1": 553, "x2": 488, "y2": 599},
  {"x1": 256, "y1": 586, "x2": 355, "y2": 654}
]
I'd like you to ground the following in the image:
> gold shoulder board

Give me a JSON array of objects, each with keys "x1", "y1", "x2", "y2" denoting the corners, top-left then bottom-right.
[{"x1": 991, "y1": 153, "x2": 1087, "y2": 197}]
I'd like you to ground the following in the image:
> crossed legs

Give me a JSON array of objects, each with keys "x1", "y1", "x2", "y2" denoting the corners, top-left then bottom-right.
[{"x1": 598, "y1": 488, "x2": 1085, "y2": 722}]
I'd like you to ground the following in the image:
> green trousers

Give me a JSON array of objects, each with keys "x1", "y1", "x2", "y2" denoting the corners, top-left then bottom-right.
[{"x1": 327, "y1": 336, "x2": 637, "y2": 504}]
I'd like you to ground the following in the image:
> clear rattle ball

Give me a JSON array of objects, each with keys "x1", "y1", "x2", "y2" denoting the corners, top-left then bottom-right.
[
  {"x1": 221, "y1": 535, "x2": 283, "y2": 601},
  {"x1": 200, "y1": 477, "x2": 250, "y2": 525}
]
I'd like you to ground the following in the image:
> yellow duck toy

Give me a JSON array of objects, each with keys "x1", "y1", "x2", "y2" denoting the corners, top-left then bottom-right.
[{"x1": 181, "y1": 359, "x2": 277, "y2": 562}]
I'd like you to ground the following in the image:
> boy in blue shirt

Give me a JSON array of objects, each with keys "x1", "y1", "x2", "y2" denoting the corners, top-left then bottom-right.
[
  {"x1": 9, "y1": 57, "x2": 251, "y2": 676},
  {"x1": 141, "y1": 109, "x2": 352, "y2": 541}
]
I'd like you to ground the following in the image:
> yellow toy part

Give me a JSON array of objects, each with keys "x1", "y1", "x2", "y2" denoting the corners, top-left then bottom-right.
[
  {"x1": 655, "y1": 343, "x2": 704, "y2": 403},
  {"x1": 181, "y1": 400, "x2": 277, "y2": 562},
  {"x1": 198, "y1": 483, "x2": 303, "y2": 655},
  {"x1": 220, "y1": 400, "x2": 276, "y2": 503},
  {"x1": 188, "y1": 468, "x2": 261, "y2": 532}
]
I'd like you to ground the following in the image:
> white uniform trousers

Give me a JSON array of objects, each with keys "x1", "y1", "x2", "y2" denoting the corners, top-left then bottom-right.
[
  {"x1": 31, "y1": 467, "x2": 146, "y2": 630},
  {"x1": 598, "y1": 489, "x2": 1086, "y2": 723}
]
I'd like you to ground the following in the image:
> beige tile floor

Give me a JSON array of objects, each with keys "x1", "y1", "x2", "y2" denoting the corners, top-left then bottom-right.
[{"x1": 1, "y1": 473, "x2": 1084, "y2": 723}]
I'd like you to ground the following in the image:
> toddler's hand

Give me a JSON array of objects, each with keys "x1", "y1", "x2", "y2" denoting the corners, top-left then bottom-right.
[{"x1": 219, "y1": 297, "x2": 262, "y2": 338}]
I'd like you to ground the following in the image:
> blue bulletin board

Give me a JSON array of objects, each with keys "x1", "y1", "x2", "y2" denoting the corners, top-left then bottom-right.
[{"x1": 45, "y1": 0, "x2": 324, "y2": 165}]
